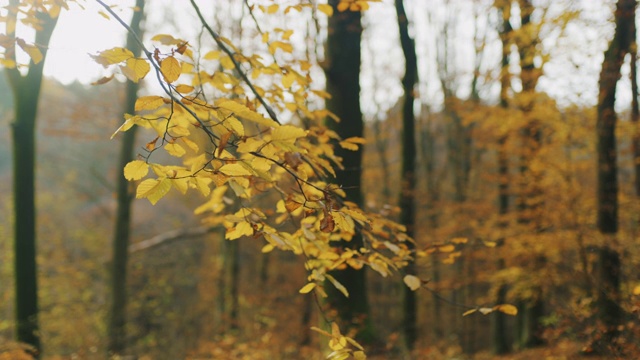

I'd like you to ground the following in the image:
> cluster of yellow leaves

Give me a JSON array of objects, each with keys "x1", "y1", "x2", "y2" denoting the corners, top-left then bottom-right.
[
  {"x1": 93, "y1": 1, "x2": 427, "y2": 358},
  {"x1": 0, "y1": 0, "x2": 75, "y2": 68},
  {"x1": 311, "y1": 323, "x2": 366, "y2": 360}
]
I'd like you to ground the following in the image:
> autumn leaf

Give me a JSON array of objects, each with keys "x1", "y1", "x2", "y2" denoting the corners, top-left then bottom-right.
[
  {"x1": 272, "y1": 125, "x2": 306, "y2": 141},
  {"x1": 218, "y1": 100, "x2": 279, "y2": 127},
  {"x1": 462, "y1": 309, "x2": 477, "y2": 316},
  {"x1": 299, "y1": 283, "x2": 316, "y2": 294},
  {"x1": 219, "y1": 163, "x2": 252, "y2": 177},
  {"x1": 438, "y1": 244, "x2": 456, "y2": 253},
  {"x1": 16, "y1": 38, "x2": 43, "y2": 64},
  {"x1": 136, "y1": 178, "x2": 172, "y2": 205},
  {"x1": 121, "y1": 57, "x2": 150, "y2": 83},
  {"x1": 91, "y1": 75, "x2": 114, "y2": 85},
  {"x1": 135, "y1": 96, "x2": 165, "y2": 111},
  {"x1": 403, "y1": 275, "x2": 421, "y2": 291},
  {"x1": 91, "y1": 47, "x2": 133, "y2": 67},
  {"x1": 161, "y1": 56, "x2": 181, "y2": 83},
  {"x1": 326, "y1": 274, "x2": 349, "y2": 298},
  {"x1": 493, "y1": 304, "x2": 518, "y2": 316},
  {"x1": 321, "y1": 212, "x2": 335, "y2": 233},
  {"x1": 175, "y1": 84, "x2": 194, "y2": 93},
  {"x1": 124, "y1": 160, "x2": 149, "y2": 180},
  {"x1": 318, "y1": 4, "x2": 334, "y2": 16},
  {"x1": 216, "y1": 132, "x2": 231, "y2": 157},
  {"x1": 151, "y1": 34, "x2": 184, "y2": 45}
]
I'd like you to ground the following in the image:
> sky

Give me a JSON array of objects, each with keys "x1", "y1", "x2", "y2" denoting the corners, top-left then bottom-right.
[{"x1": 1, "y1": 0, "x2": 623, "y2": 114}]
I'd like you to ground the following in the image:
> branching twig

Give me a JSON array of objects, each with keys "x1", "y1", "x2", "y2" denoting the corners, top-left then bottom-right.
[{"x1": 190, "y1": 0, "x2": 280, "y2": 124}]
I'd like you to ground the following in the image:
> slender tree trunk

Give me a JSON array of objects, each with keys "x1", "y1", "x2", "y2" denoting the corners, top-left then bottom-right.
[
  {"x1": 594, "y1": 0, "x2": 635, "y2": 352},
  {"x1": 324, "y1": 0, "x2": 372, "y2": 342},
  {"x1": 108, "y1": 1, "x2": 145, "y2": 355},
  {"x1": 492, "y1": 6, "x2": 511, "y2": 344},
  {"x1": 395, "y1": 0, "x2": 418, "y2": 350},
  {"x1": 514, "y1": 0, "x2": 545, "y2": 348},
  {"x1": 630, "y1": 19, "x2": 640, "y2": 200},
  {"x1": 6, "y1": 6, "x2": 59, "y2": 357}
]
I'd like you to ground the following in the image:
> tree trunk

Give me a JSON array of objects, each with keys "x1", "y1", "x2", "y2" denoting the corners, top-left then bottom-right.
[
  {"x1": 514, "y1": 0, "x2": 546, "y2": 348},
  {"x1": 6, "y1": 6, "x2": 59, "y2": 357},
  {"x1": 594, "y1": 0, "x2": 634, "y2": 352},
  {"x1": 395, "y1": 0, "x2": 418, "y2": 350},
  {"x1": 630, "y1": 16, "x2": 640, "y2": 200},
  {"x1": 108, "y1": 0, "x2": 145, "y2": 355},
  {"x1": 324, "y1": 0, "x2": 372, "y2": 342},
  {"x1": 492, "y1": 2, "x2": 511, "y2": 349}
]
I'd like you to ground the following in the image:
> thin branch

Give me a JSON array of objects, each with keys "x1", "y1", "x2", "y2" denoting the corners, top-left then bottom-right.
[
  {"x1": 129, "y1": 226, "x2": 220, "y2": 253},
  {"x1": 190, "y1": 0, "x2": 280, "y2": 124}
]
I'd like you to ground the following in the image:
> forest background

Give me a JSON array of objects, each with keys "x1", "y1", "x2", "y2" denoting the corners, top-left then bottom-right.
[{"x1": 1, "y1": 0, "x2": 640, "y2": 359}]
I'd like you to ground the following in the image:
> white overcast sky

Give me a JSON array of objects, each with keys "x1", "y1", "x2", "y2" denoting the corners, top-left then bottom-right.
[{"x1": 1, "y1": 0, "x2": 625, "y2": 114}]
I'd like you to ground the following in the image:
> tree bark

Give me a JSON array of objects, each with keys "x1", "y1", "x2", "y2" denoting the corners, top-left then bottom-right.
[
  {"x1": 394, "y1": 0, "x2": 418, "y2": 350},
  {"x1": 492, "y1": 0, "x2": 512, "y2": 354},
  {"x1": 594, "y1": 0, "x2": 634, "y2": 352},
  {"x1": 6, "y1": 5, "x2": 59, "y2": 357},
  {"x1": 630, "y1": 13, "x2": 640, "y2": 199},
  {"x1": 324, "y1": 0, "x2": 372, "y2": 342},
  {"x1": 108, "y1": 0, "x2": 145, "y2": 355},
  {"x1": 514, "y1": 0, "x2": 545, "y2": 348}
]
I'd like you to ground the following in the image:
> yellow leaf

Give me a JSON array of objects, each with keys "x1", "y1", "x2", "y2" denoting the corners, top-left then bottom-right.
[
  {"x1": 268, "y1": 41, "x2": 293, "y2": 54},
  {"x1": 151, "y1": 34, "x2": 184, "y2": 45},
  {"x1": 342, "y1": 136, "x2": 366, "y2": 144},
  {"x1": 438, "y1": 244, "x2": 455, "y2": 253},
  {"x1": 124, "y1": 160, "x2": 149, "y2": 180},
  {"x1": 226, "y1": 220, "x2": 253, "y2": 240},
  {"x1": 403, "y1": 275, "x2": 421, "y2": 291},
  {"x1": 136, "y1": 178, "x2": 172, "y2": 205},
  {"x1": 326, "y1": 274, "x2": 349, "y2": 298},
  {"x1": 261, "y1": 244, "x2": 275, "y2": 253},
  {"x1": 318, "y1": 4, "x2": 334, "y2": 16},
  {"x1": 452, "y1": 237, "x2": 468, "y2": 244},
  {"x1": 135, "y1": 96, "x2": 165, "y2": 111},
  {"x1": 220, "y1": 55, "x2": 235, "y2": 70},
  {"x1": 161, "y1": 56, "x2": 181, "y2": 83},
  {"x1": 299, "y1": 283, "x2": 316, "y2": 294},
  {"x1": 171, "y1": 177, "x2": 189, "y2": 194},
  {"x1": 634, "y1": 285, "x2": 640, "y2": 295},
  {"x1": 224, "y1": 116, "x2": 245, "y2": 137},
  {"x1": 16, "y1": 39, "x2": 43, "y2": 64},
  {"x1": 121, "y1": 57, "x2": 150, "y2": 83},
  {"x1": 272, "y1": 125, "x2": 306, "y2": 141},
  {"x1": 219, "y1": 163, "x2": 252, "y2": 176},
  {"x1": 462, "y1": 309, "x2": 477, "y2": 316},
  {"x1": 484, "y1": 241, "x2": 497, "y2": 247},
  {"x1": 262, "y1": 32, "x2": 269, "y2": 43},
  {"x1": 310, "y1": 326, "x2": 332, "y2": 338},
  {"x1": 282, "y1": 72, "x2": 296, "y2": 88},
  {"x1": 337, "y1": 1, "x2": 350, "y2": 12},
  {"x1": 353, "y1": 351, "x2": 366, "y2": 360},
  {"x1": 218, "y1": 100, "x2": 279, "y2": 128},
  {"x1": 203, "y1": 50, "x2": 221, "y2": 60},
  {"x1": 0, "y1": 58, "x2": 17, "y2": 68},
  {"x1": 175, "y1": 84, "x2": 194, "y2": 93},
  {"x1": 91, "y1": 75, "x2": 114, "y2": 86},
  {"x1": 339, "y1": 141, "x2": 358, "y2": 151},
  {"x1": 165, "y1": 143, "x2": 186, "y2": 157},
  {"x1": 91, "y1": 47, "x2": 133, "y2": 67},
  {"x1": 267, "y1": 4, "x2": 279, "y2": 13},
  {"x1": 494, "y1": 304, "x2": 518, "y2": 316},
  {"x1": 478, "y1": 307, "x2": 494, "y2": 315}
]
